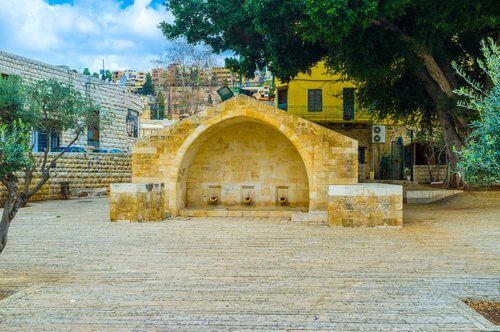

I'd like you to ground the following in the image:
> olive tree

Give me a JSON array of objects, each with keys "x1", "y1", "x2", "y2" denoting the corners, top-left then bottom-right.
[
  {"x1": 0, "y1": 76, "x2": 99, "y2": 254},
  {"x1": 454, "y1": 39, "x2": 500, "y2": 186}
]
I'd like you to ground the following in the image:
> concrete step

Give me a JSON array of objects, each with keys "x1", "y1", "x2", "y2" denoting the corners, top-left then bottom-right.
[
  {"x1": 406, "y1": 190, "x2": 462, "y2": 203},
  {"x1": 291, "y1": 211, "x2": 328, "y2": 225},
  {"x1": 179, "y1": 208, "x2": 296, "y2": 218}
]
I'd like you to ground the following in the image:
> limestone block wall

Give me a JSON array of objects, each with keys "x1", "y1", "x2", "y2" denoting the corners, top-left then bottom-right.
[
  {"x1": 132, "y1": 95, "x2": 358, "y2": 215},
  {"x1": 186, "y1": 121, "x2": 309, "y2": 208},
  {"x1": 328, "y1": 184, "x2": 403, "y2": 227},
  {"x1": 0, "y1": 51, "x2": 143, "y2": 151},
  {"x1": 413, "y1": 165, "x2": 448, "y2": 183},
  {"x1": 0, "y1": 153, "x2": 132, "y2": 205}
]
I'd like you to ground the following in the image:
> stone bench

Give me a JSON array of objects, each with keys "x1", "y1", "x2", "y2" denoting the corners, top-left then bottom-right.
[
  {"x1": 109, "y1": 183, "x2": 165, "y2": 222},
  {"x1": 328, "y1": 184, "x2": 403, "y2": 227}
]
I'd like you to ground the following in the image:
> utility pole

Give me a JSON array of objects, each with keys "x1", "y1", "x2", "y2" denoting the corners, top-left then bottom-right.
[{"x1": 410, "y1": 129, "x2": 414, "y2": 182}]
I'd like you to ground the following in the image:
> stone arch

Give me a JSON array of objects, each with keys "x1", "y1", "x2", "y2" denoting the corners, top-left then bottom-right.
[
  {"x1": 129, "y1": 96, "x2": 358, "y2": 218},
  {"x1": 169, "y1": 112, "x2": 315, "y2": 215}
]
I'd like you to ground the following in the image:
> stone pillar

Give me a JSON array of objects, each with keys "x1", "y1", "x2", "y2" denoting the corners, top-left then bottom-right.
[{"x1": 110, "y1": 183, "x2": 165, "y2": 222}]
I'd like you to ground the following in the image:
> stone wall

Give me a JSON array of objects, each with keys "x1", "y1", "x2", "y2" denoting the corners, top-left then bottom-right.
[
  {"x1": 0, "y1": 51, "x2": 143, "y2": 151},
  {"x1": 328, "y1": 184, "x2": 403, "y2": 227},
  {"x1": 0, "y1": 153, "x2": 132, "y2": 205},
  {"x1": 110, "y1": 183, "x2": 165, "y2": 222},
  {"x1": 413, "y1": 165, "x2": 448, "y2": 183},
  {"x1": 186, "y1": 121, "x2": 309, "y2": 209}
]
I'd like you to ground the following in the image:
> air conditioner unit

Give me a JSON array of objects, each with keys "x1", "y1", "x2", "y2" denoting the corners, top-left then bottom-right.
[{"x1": 372, "y1": 125, "x2": 386, "y2": 143}]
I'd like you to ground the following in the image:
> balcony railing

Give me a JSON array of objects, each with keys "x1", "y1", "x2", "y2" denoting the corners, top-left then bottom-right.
[{"x1": 278, "y1": 105, "x2": 373, "y2": 123}]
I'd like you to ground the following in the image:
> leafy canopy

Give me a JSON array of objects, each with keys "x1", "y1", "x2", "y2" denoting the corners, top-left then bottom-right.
[
  {"x1": 161, "y1": 0, "x2": 499, "y2": 124},
  {"x1": 25, "y1": 78, "x2": 98, "y2": 135},
  {"x1": 0, "y1": 75, "x2": 30, "y2": 125}
]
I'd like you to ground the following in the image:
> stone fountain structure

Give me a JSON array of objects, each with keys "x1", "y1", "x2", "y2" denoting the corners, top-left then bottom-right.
[{"x1": 110, "y1": 96, "x2": 402, "y2": 227}]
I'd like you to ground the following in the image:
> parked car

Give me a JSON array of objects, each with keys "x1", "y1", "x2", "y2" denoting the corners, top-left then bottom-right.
[
  {"x1": 91, "y1": 148, "x2": 124, "y2": 154},
  {"x1": 108, "y1": 149, "x2": 124, "y2": 154},
  {"x1": 52, "y1": 146, "x2": 87, "y2": 153}
]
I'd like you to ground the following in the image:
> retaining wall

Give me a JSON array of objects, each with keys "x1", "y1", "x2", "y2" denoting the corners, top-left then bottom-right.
[
  {"x1": 413, "y1": 165, "x2": 448, "y2": 183},
  {"x1": 0, "y1": 153, "x2": 132, "y2": 205}
]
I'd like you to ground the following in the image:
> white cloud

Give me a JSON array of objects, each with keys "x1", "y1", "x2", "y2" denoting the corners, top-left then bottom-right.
[{"x1": 0, "y1": 0, "x2": 172, "y2": 72}]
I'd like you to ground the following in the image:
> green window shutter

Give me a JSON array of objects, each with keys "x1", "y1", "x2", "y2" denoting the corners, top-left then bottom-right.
[
  {"x1": 343, "y1": 87, "x2": 355, "y2": 120},
  {"x1": 308, "y1": 89, "x2": 322, "y2": 112}
]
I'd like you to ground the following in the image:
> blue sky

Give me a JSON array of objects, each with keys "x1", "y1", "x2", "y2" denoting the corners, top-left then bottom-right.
[
  {"x1": 0, "y1": 0, "x2": 178, "y2": 72},
  {"x1": 47, "y1": 0, "x2": 165, "y2": 8}
]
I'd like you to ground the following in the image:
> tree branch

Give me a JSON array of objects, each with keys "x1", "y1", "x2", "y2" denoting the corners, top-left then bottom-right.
[
  {"x1": 47, "y1": 129, "x2": 82, "y2": 168},
  {"x1": 23, "y1": 142, "x2": 36, "y2": 196},
  {"x1": 0, "y1": 176, "x2": 8, "y2": 189},
  {"x1": 372, "y1": 17, "x2": 455, "y2": 96},
  {"x1": 27, "y1": 129, "x2": 82, "y2": 199}
]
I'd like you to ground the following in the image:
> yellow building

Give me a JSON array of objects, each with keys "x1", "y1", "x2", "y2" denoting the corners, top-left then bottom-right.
[
  {"x1": 275, "y1": 62, "x2": 372, "y2": 123},
  {"x1": 276, "y1": 62, "x2": 408, "y2": 181}
]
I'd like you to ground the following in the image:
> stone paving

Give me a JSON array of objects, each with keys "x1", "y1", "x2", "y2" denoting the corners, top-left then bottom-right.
[{"x1": 0, "y1": 195, "x2": 499, "y2": 331}]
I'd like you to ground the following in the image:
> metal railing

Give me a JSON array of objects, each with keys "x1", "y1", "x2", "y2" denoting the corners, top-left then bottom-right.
[{"x1": 278, "y1": 105, "x2": 372, "y2": 123}]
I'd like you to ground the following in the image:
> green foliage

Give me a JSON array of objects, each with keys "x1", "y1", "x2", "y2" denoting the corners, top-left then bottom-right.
[
  {"x1": 0, "y1": 120, "x2": 33, "y2": 178},
  {"x1": 1, "y1": 77, "x2": 101, "y2": 179},
  {"x1": 379, "y1": 154, "x2": 393, "y2": 180},
  {"x1": 0, "y1": 75, "x2": 30, "y2": 125},
  {"x1": 0, "y1": 76, "x2": 34, "y2": 178},
  {"x1": 104, "y1": 70, "x2": 112, "y2": 81},
  {"x1": 453, "y1": 39, "x2": 500, "y2": 186},
  {"x1": 25, "y1": 79, "x2": 98, "y2": 135},
  {"x1": 157, "y1": 91, "x2": 165, "y2": 118},
  {"x1": 140, "y1": 73, "x2": 155, "y2": 95},
  {"x1": 92, "y1": 72, "x2": 99, "y2": 78},
  {"x1": 161, "y1": 0, "x2": 498, "y2": 126},
  {"x1": 83, "y1": 68, "x2": 91, "y2": 76}
]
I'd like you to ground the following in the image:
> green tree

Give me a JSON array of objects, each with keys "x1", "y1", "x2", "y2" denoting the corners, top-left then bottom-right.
[
  {"x1": 157, "y1": 91, "x2": 165, "y2": 119},
  {"x1": 140, "y1": 73, "x2": 155, "y2": 95},
  {"x1": 104, "y1": 70, "x2": 112, "y2": 81},
  {"x1": 83, "y1": 68, "x2": 91, "y2": 76},
  {"x1": 454, "y1": 39, "x2": 500, "y2": 186},
  {"x1": 92, "y1": 72, "x2": 99, "y2": 79},
  {"x1": 160, "y1": 0, "x2": 499, "y2": 187},
  {"x1": 0, "y1": 76, "x2": 99, "y2": 254}
]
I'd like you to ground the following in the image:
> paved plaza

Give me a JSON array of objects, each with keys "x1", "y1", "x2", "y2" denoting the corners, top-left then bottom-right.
[{"x1": 0, "y1": 193, "x2": 499, "y2": 331}]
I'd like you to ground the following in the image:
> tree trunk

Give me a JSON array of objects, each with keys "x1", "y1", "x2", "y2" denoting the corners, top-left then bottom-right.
[
  {"x1": 0, "y1": 180, "x2": 24, "y2": 254},
  {"x1": 436, "y1": 107, "x2": 465, "y2": 188},
  {"x1": 372, "y1": 18, "x2": 468, "y2": 187},
  {"x1": 0, "y1": 209, "x2": 12, "y2": 254},
  {"x1": 415, "y1": 67, "x2": 466, "y2": 188}
]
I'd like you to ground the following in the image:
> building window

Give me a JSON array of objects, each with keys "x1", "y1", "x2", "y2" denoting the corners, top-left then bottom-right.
[
  {"x1": 126, "y1": 110, "x2": 138, "y2": 138},
  {"x1": 277, "y1": 88, "x2": 288, "y2": 111},
  {"x1": 343, "y1": 87, "x2": 355, "y2": 120},
  {"x1": 87, "y1": 110, "x2": 100, "y2": 147},
  {"x1": 308, "y1": 89, "x2": 322, "y2": 112},
  {"x1": 35, "y1": 130, "x2": 59, "y2": 152},
  {"x1": 358, "y1": 147, "x2": 367, "y2": 164}
]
